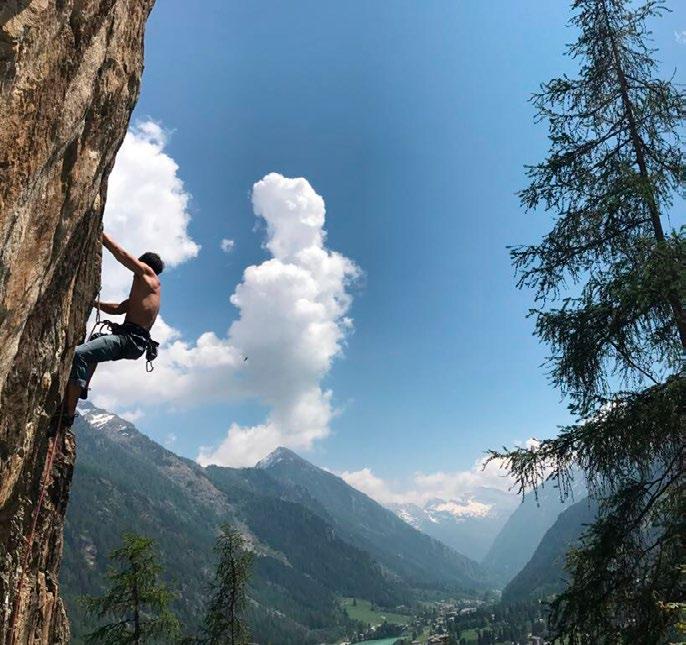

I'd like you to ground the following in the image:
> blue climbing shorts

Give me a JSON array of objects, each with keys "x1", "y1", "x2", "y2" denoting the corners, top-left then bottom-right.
[{"x1": 69, "y1": 324, "x2": 148, "y2": 389}]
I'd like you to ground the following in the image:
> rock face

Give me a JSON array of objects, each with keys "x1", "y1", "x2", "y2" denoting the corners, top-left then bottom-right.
[{"x1": 0, "y1": 2, "x2": 155, "y2": 642}]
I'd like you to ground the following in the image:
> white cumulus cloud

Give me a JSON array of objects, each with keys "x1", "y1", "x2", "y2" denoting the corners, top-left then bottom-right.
[
  {"x1": 220, "y1": 238, "x2": 235, "y2": 253},
  {"x1": 120, "y1": 408, "x2": 144, "y2": 423},
  {"x1": 339, "y1": 467, "x2": 407, "y2": 504},
  {"x1": 197, "y1": 174, "x2": 360, "y2": 466},
  {"x1": 100, "y1": 120, "x2": 200, "y2": 299},
  {"x1": 675, "y1": 30, "x2": 686, "y2": 44},
  {"x1": 91, "y1": 119, "x2": 202, "y2": 415},
  {"x1": 340, "y1": 452, "x2": 522, "y2": 507},
  {"x1": 93, "y1": 172, "x2": 359, "y2": 468}
]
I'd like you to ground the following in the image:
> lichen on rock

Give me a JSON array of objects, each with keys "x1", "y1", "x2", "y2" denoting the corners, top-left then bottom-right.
[{"x1": 0, "y1": 1, "x2": 155, "y2": 642}]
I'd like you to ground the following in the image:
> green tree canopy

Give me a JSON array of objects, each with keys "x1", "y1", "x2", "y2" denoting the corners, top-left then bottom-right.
[
  {"x1": 82, "y1": 533, "x2": 180, "y2": 644},
  {"x1": 489, "y1": 0, "x2": 685, "y2": 642},
  {"x1": 202, "y1": 525, "x2": 253, "y2": 645}
]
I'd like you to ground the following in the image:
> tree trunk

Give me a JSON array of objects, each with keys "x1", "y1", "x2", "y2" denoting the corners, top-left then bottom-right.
[{"x1": 601, "y1": 0, "x2": 686, "y2": 351}]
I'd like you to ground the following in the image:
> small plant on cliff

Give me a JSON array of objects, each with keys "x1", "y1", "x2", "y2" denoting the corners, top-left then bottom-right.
[
  {"x1": 82, "y1": 532, "x2": 180, "y2": 644},
  {"x1": 201, "y1": 524, "x2": 253, "y2": 645}
]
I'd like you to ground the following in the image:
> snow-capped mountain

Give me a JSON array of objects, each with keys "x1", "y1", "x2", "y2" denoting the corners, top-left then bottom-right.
[{"x1": 388, "y1": 486, "x2": 520, "y2": 561}]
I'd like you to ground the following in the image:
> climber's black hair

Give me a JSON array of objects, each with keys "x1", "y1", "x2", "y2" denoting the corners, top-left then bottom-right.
[{"x1": 139, "y1": 252, "x2": 164, "y2": 275}]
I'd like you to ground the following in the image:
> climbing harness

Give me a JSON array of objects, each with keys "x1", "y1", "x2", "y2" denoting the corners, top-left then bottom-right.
[
  {"x1": 8, "y1": 402, "x2": 67, "y2": 645},
  {"x1": 88, "y1": 318, "x2": 115, "y2": 340},
  {"x1": 87, "y1": 291, "x2": 160, "y2": 372},
  {"x1": 88, "y1": 318, "x2": 160, "y2": 373}
]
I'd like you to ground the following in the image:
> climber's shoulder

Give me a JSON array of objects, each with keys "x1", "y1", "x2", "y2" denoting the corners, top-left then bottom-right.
[{"x1": 135, "y1": 269, "x2": 161, "y2": 292}]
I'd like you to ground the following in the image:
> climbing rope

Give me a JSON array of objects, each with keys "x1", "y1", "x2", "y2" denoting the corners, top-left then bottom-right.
[{"x1": 7, "y1": 401, "x2": 67, "y2": 645}]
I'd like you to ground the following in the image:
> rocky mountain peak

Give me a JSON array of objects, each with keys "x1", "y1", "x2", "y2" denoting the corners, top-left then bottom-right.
[{"x1": 256, "y1": 446, "x2": 308, "y2": 469}]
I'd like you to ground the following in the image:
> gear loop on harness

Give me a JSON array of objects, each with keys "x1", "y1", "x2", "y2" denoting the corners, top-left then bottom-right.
[
  {"x1": 88, "y1": 319, "x2": 116, "y2": 341},
  {"x1": 86, "y1": 291, "x2": 160, "y2": 373},
  {"x1": 87, "y1": 313, "x2": 160, "y2": 373}
]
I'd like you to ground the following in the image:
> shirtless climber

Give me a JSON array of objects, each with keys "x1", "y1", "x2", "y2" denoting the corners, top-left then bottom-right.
[{"x1": 59, "y1": 232, "x2": 163, "y2": 428}]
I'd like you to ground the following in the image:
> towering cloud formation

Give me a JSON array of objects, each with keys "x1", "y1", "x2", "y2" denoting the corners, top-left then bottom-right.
[
  {"x1": 94, "y1": 169, "x2": 358, "y2": 466},
  {"x1": 197, "y1": 174, "x2": 359, "y2": 465}
]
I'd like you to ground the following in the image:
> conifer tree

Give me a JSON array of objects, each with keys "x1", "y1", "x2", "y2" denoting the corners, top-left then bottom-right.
[
  {"x1": 82, "y1": 533, "x2": 180, "y2": 644},
  {"x1": 489, "y1": 0, "x2": 685, "y2": 642},
  {"x1": 202, "y1": 525, "x2": 253, "y2": 645}
]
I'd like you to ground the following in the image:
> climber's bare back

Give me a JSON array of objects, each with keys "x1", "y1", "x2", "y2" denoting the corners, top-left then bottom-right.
[
  {"x1": 101, "y1": 232, "x2": 161, "y2": 330},
  {"x1": 125, "y1": 272, "x2": 160, "y2": 331}
]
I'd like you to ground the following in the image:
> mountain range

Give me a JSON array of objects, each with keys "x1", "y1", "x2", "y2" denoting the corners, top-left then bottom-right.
[
  {"x1": 481, "y1": 476, "x2": 587, "y2": 585},
  {"x1": 252, "y1": 447, "x2": 486, "y2": 591},
  {"x1": 384, "y1": 472, "x2": 587, "y2": 585},
  {"x1": 60, "y1": 402, "x2": 596, "y2": 643},
  {"x1": 387, "y1": 487, "x2": 519, "y2": 561},
  {"x1": 61, "y1": 404, "x2": 490, "y2": 643},
  {"x1": 501, "y1": 497, "x2": 597, "y2": 603}
]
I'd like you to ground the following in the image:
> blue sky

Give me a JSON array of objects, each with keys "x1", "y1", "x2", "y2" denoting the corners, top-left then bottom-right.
[{"x1": 95, "y1": 1, "x2": 686, "y2": 500}]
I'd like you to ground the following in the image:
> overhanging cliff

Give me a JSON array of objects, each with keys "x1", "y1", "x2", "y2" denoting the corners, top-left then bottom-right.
[{"x1": 0, "y1": 1, "x2": 155, "y2": 642}]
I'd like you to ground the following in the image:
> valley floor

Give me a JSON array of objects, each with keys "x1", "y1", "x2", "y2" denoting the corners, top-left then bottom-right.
[
  {"x1": 338, "y1": 596, "x2": 552, "y2": 645},
  {"x1": 342, "y1": 598, "x2": 412, "y2": 626}
]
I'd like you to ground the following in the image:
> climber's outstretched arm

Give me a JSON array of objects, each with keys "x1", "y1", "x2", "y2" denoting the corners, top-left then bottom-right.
[
  {"x1": 96, "y1": 299, "x2": 129, "y2": 315},
  {"x1": 102, "y1": 232, "x2": 154, "y2": 277}
]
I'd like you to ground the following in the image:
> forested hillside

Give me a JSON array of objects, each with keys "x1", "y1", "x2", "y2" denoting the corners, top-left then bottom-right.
[
  {"x1": 63, "y1": 405, "x2": 402, "y2": 642},
  {"x1": 62, "y1": 405, "x2": 488, "y2": 642},
  {"x1": 482, "y1": 478, "x2": 586, "y2": 584},
  {"x1": 253, "y1": 448, "x2": 489, "y2": 593},
  {"x1": 502, "y1": 498, "x2": 598, "y2": 603}
]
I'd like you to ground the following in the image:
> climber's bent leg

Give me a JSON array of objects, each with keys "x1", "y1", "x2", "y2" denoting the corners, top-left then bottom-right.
[{"x1": 61, "y1": 334, "x2": 128, "y2": 424}]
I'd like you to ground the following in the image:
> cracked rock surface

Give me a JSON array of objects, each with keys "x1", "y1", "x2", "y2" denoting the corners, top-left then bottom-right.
[{"x1": 0, "y1": 1, "x2": 155, "y2": 641}]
